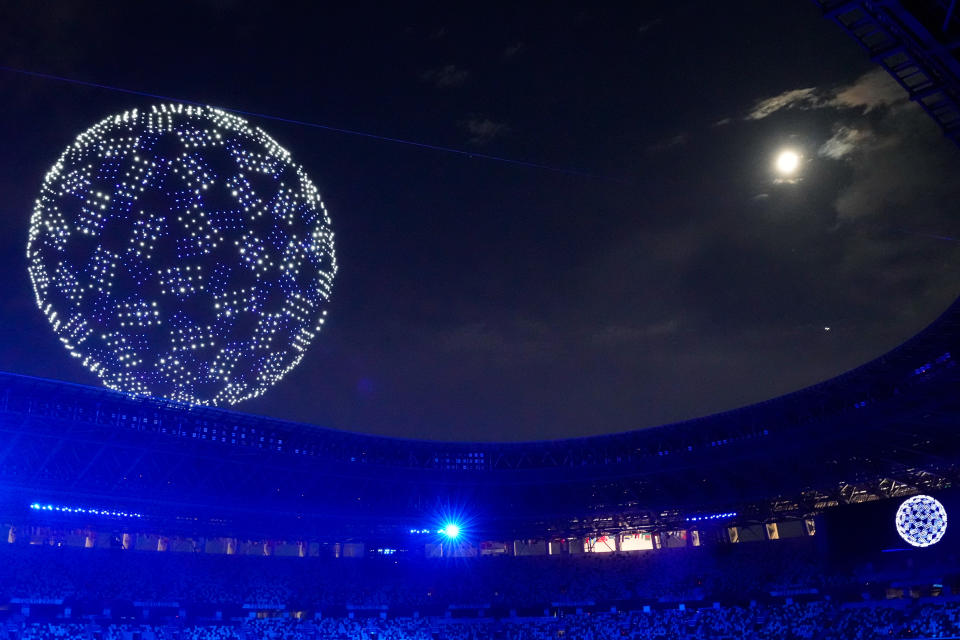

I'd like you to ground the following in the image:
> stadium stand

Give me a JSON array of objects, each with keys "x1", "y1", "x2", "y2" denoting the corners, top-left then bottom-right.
[{"x1": 2, "y1": 3, "x2": 960, "y2": 638}]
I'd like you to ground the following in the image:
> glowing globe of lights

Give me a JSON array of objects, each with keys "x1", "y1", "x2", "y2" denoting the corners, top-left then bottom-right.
[
  {"x1": 896, "y1": 495, "x2": 947, "y2": 548},
  {"x1": 441, "y1": 523, "x2": 461, "y2": 539},
  {"x1": 27, "y1": 104, "x2": 337, "y2": 406}
]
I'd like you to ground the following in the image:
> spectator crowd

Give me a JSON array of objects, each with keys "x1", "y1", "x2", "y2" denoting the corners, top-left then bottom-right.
[
  {"x1": 6, "y1": 602, "x2": 960, "y2": 640},
  {"x1": 0, "y1": 538, "x2": 853, "y2": 609},
  {"x1": 0, "y1": 537, "x2": 957, "y2": 639}
]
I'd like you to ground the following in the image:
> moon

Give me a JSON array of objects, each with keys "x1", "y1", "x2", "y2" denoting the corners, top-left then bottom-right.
[{"x1": 776, "y1": 150, "x2": 800, "y2": 175}]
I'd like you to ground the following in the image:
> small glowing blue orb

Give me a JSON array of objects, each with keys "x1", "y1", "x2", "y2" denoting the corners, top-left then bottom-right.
[
  {"x1": 896, "y1": 495, "x2": 947, "y2": 548},
  {"x1": 442, "y1": 523, "x2": 460, "y2": 539}
]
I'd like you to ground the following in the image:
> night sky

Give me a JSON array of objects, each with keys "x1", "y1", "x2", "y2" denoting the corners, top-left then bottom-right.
[{"x1": 3, "y1": 1, "x2": 960, "y2": 442}]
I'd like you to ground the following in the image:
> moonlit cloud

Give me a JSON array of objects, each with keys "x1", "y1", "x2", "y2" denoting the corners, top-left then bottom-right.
[
  {"x1": 746, "y1": 69, "x2": 907, "y2": 122},
  {"x1": 818, "y1": 126, "x2": 874, "y2": 159},
  {"x1": 746, "y1": 87, "x2": 826, "y2": 120},
  {"x1": 637, "y1": 18, "x2": 664, "y2": 34},
  {"x1": 646, "y1": 133, "x2": 689, "y2": 153},
  {"x1": 831, "y1": 105, "x2": 955, "y2": 222},
  {"x1": 502, "y1": 42, "x2": 525, "y2": 59},
  {"x1": 832, "y1": 68, "x2": 906, "y2": 111},
  {"x1": 461, "y1": 116, "x2": 510, "y2": 144},
  {"x1": 590, "y1": 320, "x2": 680, "y2": 345},
  {"x1": 748, "y1": 68, "x2": 942, "y2": 222},
  {"x1": 420, "y1": 64, "x2": 470, "y2": 88}
]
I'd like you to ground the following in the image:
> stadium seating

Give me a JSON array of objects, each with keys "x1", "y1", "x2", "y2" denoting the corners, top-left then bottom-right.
[
  {"x1": 0, "y1": 536, "x2": 958, "y2": 639},
  {"x1": 7, "y1": 601, "x2": 960, "y2": 640}
]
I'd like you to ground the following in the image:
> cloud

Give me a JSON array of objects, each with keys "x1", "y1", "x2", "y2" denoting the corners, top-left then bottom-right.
[
  {"x1": 502, "y1": 42, "x2": 525, "y2": 60},
  {"x1": 461, "y1": 116, "x2": 510, "y2": 144},
  {"x1": 437, "y1": 322, "x2": 506, "y2": 353},
  {"x1": 749, "y1": 70, "x2": 949, "y2": 223},
  {"x1": 830, "y1": 104, "x2": 956, "y2": 222},
  {"x1": 747, "y1": 70, "x2": 930, "y2": 203},
  {"x1": 744, "y1": 69, "x2": 950, "y2": 224},
  {"x1": 646, "y1": 133, "x2": 689, "y2": 153},
  {"x1": 746, "y1": 68, "x2": 907, "y2": 122},
  {"x1": 746, "y1": 87, "x2": 826, "y2": 120},
  {"x1": 433, "y1": 319, "x2": 556, "y2": 366},
  {"x1": 420, "y1": 64, "x2": 470, "y2": 88},
  {"x1": 589, "y1": 320, "x2": 679, "y2": 346},
  {"x1": 832, "y1": 68, "x2": 905, "y2": 112},
  {"x1": 637, "y1": 18, "x2": 663, "y2": 34},
  {"x1": 434, "y1": 317, "x2": 682, "y2": 364},
  {"x1": 818, "y1": 126, "x2": 875, "y2": 159}
]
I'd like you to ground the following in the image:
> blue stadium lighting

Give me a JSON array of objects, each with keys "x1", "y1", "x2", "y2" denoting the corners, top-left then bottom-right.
[
  {"x1": 30, "y1": 502, "x2": 142, "y2": 518},
  {"x1": 431, "y1": 501, "x2": 473, "y2": 544},
  {"x1": 685, "y1": 511, "x2": 737, "y2": 523},
  {"x1": 912, "y1": 353, "x2": 952, "y2": 377}
]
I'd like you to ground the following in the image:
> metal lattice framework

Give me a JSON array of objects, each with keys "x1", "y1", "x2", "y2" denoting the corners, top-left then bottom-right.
[{"x1": 812, "y1": 0, "x2": 960, "y2": 144}]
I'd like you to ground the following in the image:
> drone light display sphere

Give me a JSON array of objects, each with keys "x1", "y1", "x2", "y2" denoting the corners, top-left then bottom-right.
[
  {"x1": 895, "y1": 495, "x2": 947, "y2": 548},
  {"x1": 27, "y1": 104, "x2": 337, "y2": 406}
]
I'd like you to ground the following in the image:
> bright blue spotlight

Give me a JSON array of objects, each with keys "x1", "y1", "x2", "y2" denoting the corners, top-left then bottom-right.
[{"x1": 441, "y1": 523, "x2": 460, "y2": 539}]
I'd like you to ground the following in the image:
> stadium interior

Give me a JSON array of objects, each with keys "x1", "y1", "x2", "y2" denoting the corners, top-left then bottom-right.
[{"x1": 3, "y1": 0, "x2": 960, "y2": 638}]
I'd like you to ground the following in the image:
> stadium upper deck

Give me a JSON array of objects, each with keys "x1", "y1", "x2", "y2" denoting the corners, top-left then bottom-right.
[{"x1": 0, "y1": 290, "x2": 957, "y2": 542}]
